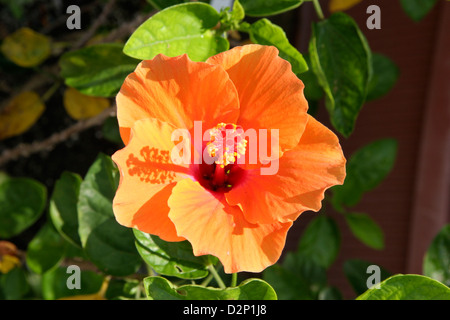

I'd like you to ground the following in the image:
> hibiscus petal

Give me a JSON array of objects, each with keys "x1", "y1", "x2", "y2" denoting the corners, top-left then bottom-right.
[
  {"x1": 117, "y1": 54, "x2": 240, "y2": 145},
  {"x1": 206, "y1": 44, "x2": 308, "y2": 153},
  {"x1": 225, "y1": 115, "x2": 346, "y2": 224},
  {"x1": 167, "y1": 179, "x2": 292, "y2": 273},
  {"x1": 112, "y1": 118, "x2": 191, "y2": 241}
]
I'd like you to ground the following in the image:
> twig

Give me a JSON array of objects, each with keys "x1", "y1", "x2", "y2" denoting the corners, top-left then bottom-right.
[
  {"x1": 73, "y1": 0, "x2": 117, "y2": 49},
  {"x1": 0, "y1": 106, "x2": 116, "y2": 168}
]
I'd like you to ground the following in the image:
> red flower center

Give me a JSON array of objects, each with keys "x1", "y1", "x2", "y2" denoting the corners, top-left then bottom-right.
[{"x1": 196, "y1": 123, "x2": 247, "y2": 193}]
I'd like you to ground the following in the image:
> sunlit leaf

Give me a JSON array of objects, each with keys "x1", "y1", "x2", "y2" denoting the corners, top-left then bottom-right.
[
  {"x1": 240, "y1": 0, "x2": 304, "y2": 17},
  {"x1": 329, "y1": 0, "x2": 363, "y2": 12},
  {"x1": 248, "y1": 18, "x2": 308, "y2": 75},
  {"x1": 357, "y1": 274, "x2": 450, "y2": 300},
  {"x1": 144, "y1": 276, "x2": 277, "y2": 300},
  {"x1": 123, "y1": 3, "x2": 229, "y2": 62},
  {"x1": 63, "y1": 87, "x2": 110, "y2": 120},
  {"x1": 1, "y1": 27, "x2": 51, "y2": 67},
  {"x1": 0, "y1": 91, "x2": 45, "y2": 140}
]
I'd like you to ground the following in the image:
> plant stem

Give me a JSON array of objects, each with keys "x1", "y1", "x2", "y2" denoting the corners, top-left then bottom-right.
[
  {"x1": 230, "y1": 273, "x2": 237, "y2": 287},
  {"x1": 200, "y1": 273, "x2": 214, "y2": 287},
  {"x1": 42, "y1": 81, "x2": 61, "y2": 102},
  {"x1": 312, "y1": 0, "x2": 325, "y2": 20},
  {"x1": 207, "y1": 265, "x2": 226, "y2": 289}
]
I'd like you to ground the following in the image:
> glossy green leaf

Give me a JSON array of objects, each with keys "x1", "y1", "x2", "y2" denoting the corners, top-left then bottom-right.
[
  {"x1": 344, "y1": 259, "x2": 391, "y2": 296},
  {"x1": 248, "y1": 18, "x2": 308, "y2": 75},
  {"x1": 309, "y1": 12, "x2": 372, "y2": 137},
  {"x1": 240, "y1": 0, "x2": 303, "y2": 17},
  {"x1": 146, "y1": 0, "x2": 188, "y2": 10},
  {"x1": 26, "y1": 223, "x2": 66, "y2": 274},
  {"x1": 134, "y1": 229, "x2": 210, "y2": 279},
  {"x1": 297, "y1": 215, "x2": 340, "y2": 269},
  {"x1": 41, "y1": 267, "x2": 104, "y2": 300},
  {"x1": 332, "y1": 138, "x2": 397, "y2": 210},
  {"x1": 357, "y1": 274, "x2": 450, "y2": 300},
  {"x1": 367, "y1": 53, "x2": 399, "y2": 101},
  {"x1": 0, "y1": 177, "x2": 46, "y2": 238},
  {"x1": 263, "y1": 251, "x2": 327, "y2": 300},
  {"x1": 345, "y1": 212, "x2": 384, "y2": 250},
  {"x1": 60, "y1": 43, "x2": 139, "y2": 97},
  {"x1": 400, "y1": 0, "x2": 438, "y2": 22},
  {"x1": 144, "y1": 276, "x2": 277, "y2": 300},
  {"x1": 77, "y1": 153, "x2": 141, "y2": 276},
  {"x1": 123, "y1": 3, "x2": 229, "y2": 62},
  {"x1": 49, "y1": 171, "x2": 82, "y2": 247},
  {"x1": 423, "y1": 224, "x2": 450, "y2": 286},
  {"x1": 0, "y1": 267, "x2": 30, "y2": 300}
]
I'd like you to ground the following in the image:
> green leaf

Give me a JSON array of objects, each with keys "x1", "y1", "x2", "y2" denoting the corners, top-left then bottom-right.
[
  {"x1": 134, "y1": 229, "x2": 210, "y2": 280},
  {"x1": 41, "y1": 267, "x2": 104, "y2": 300},
  {"x1": 231, "y1": 0, "x2": 245, "y2": 22},
  {"x1": 423, "y1": 224, "x2": 450, "y2": 287},
  {"x1": 60, "y1": 43, "x2": 139, "y2": 98},
  {"x1": 263, "y1": 251, "x2": 327, "y2": 300},
  {"x1": 297, "y1": 215, "x2": 340, "y2": 269},
  {"x1": 248, "y1": 18, "x2": 308, "y2": 75},
  {"x1": 344, "y1": 259, "x2": 391, "y2": 296},
  {"x1": 146, "y1": 0, "x2": 189, "y2": 10},
  {"x1": 309, "y1": 12, "x2": 372, "y2": 137},
  {"x1": 345, "y1": 212, "x2": 384, "y2": 250},
  {"x1": 0, "y1": 177, "x2": 46, "y2": 238},
  {"x1": 123, "y1": 3, "x2": 229, "y2": 62},
  {"x1": 105, "y1": 278, "x2": 141, "y2": 300},
  {"x1": 367, "y1": 53, "x2": 399, "y2": 101},
  {"x1": 357, "y1": 274, "x2": 450, "y2": 300},
  {"x1": 102, "y1": 116, "x2": 123, "y2": 145},
  {"x1": 49, "y1": 171, "x2": 83, "y2": 247},
  {"x1": 332, "y1": 138, "x2": 397, "y2": 210},
  {"x1": 144, "y1": 276, "x2": 277, "y2": 300},
  {"x1": 240, "y1": 0, "x2": 304, "y2": 17},
  {"x1": 77, "y1": 153, "x2": 142, "y2": 276},
  {"x1": 318, "y1": 286, "x2": 342, "y2": 300},
  {"x1": 400, "y1": 0, "x2": 438, "y2": 22},
  {"x1": 26, "y1": 223, "x2": 66, "y2": 274},
  {"x1": 299, "y1": 54, "x2": 324, "y2": 102},
  {"x1": 0, "y1": 267, "x2": 30, "y2": 300}
]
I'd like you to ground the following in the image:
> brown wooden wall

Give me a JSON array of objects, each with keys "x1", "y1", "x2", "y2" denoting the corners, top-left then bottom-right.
[{"x1": 283, "y1": 0, "x2": 450, "y2": 299}]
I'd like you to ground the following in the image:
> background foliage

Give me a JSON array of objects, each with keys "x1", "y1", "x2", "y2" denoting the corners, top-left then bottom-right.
[{"x1": 0, "y1": 0, "x2": 448, "y2": 300}]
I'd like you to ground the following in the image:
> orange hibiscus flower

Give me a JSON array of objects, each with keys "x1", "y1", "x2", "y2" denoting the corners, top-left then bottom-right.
[{"x1": 112, "y1": 44, "x2": 346, "y2": 273}]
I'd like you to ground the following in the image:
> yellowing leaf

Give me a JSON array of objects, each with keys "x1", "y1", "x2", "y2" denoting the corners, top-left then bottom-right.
[
  {"x1": 329, "y1": 0, "x2": 363, "y2": 12},
  {"x1": 63, "y1": 87, "x2": 110, "y2": 120},
  {"x1": 0, "y1": 255, "x2": 21, "y2": 274},
  {"x1": 0, "y1": 91, "x2": 45, "y2": 140},
  {"x1": 1, "y1": 27, "x2": 51, "y2": 67}
]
